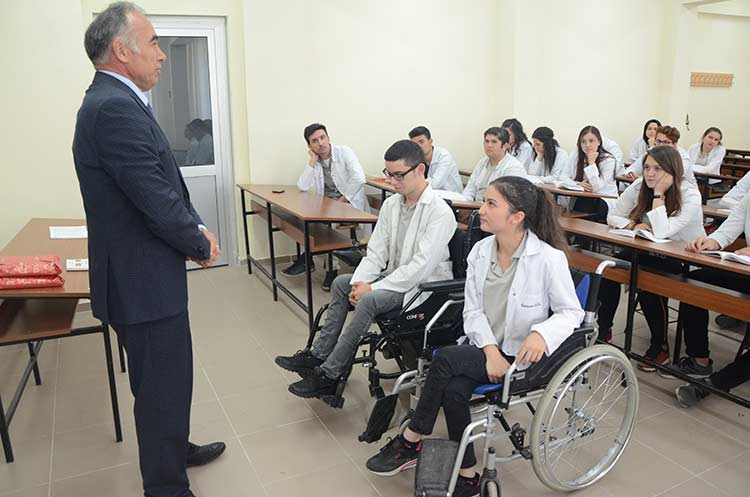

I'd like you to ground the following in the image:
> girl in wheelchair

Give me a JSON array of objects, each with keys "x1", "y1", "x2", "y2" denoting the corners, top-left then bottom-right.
[{"x1": 366, "y1": 176, "x2": 584, "y2": 495}]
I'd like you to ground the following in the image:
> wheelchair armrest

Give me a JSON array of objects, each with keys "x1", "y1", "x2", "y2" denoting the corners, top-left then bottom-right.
[{"x1": 417, "y1": 278, "x2": 465, "y2": 293}]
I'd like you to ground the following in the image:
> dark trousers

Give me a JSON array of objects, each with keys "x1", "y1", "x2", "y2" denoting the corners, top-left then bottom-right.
[
  {"x1": 711, "y1": 351, "x2": 750, "y2": 391},
  {"x1": 112, "y1": 311, "x2": 193, "y2": 497},
  {"x1": 679, "y1": 268, "x2": 750, "y2": 359},
  {"x1": 409, "y1": 345, "x2": 512, "y2": 469},
  {"x1": 597, "y1": 251, "x2": 685, "y2": 356}
]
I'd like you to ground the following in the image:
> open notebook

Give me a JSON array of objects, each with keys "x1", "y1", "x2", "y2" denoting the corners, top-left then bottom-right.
[
  {"x1": 541, "y1": 178, "x2": 584, "y2": 191},
  {"x1": 700, "y1": 250, "x2": 750, "y2": 266},
  {"x1": 608, "y1": 229, "x2": 670, "y2": 243}
]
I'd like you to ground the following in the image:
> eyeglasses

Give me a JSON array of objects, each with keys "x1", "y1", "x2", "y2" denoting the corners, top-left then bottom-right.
[
  {"x1": 655, "y1": 139, "x2": 673, "y2": 146},
  {"x1": 382, "y1": 164, "x2": 419, "y2": 181}
]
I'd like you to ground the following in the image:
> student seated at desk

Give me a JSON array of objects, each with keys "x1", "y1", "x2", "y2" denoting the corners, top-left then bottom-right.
[
  {"x1": 527, "y1": 126, "x2": 570, "y2": 181},
  {"x1": 598, "y1": 146, "x2": 705, "y2": 363},
  {"x1": 628, "y1": 118, "x2": 661, "y2": 164},
  {"x1": 463, "y1": 127, "x2": 527, "y2": 202},
  {"x1": 666, "y1": 194, "x2": 750, "y2": 382},
  {"x1": 568, "y1": 132, "x2": 624, "y2": 177},
  {"x1": 570, "y1": 125, "x2": 619, "y2": 221},
  {"x1": 720, "y1": 171, "x2": 750, "y2": 209},
  {"x1": 284, "y1": 123, "x2": 368, "y2": 290},
  {"x1": 365, "y1": 177, "x2": 583, "y2": 492},
  {"x1": 688, "y1": 127, "x2": 727, "y2": 190},
  {"x1": 624, "y1": 125, "x2": 696, "y2": 187},
  {"x1": 502, "y1": 118, "x2": 534, "y2": 170},
  {"x1": 275, "y1": 140, "x2": 457, "y2": 401},
  {"x1": 409, "y1": 125, "x2": 463, "y2": 193}
]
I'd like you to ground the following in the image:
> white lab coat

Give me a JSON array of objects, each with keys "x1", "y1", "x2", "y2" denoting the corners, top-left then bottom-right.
[
  {"x1": 511, "y1": 140, "x2": 535, "y2": 170},
  {"x1": 607, "y1": 178, "x2": 706, "y2": 242},
  {"x1": 297, "y1": 143, "x2": 368, "y2": 212},
  {"x1": 567, "y1": 136, "x2": 624, "y2": 176},
  {"x1": 624, "y1": 147, "x2": 697, "y2": 187},
  {"x1": 628, "y1": 138, "x2": 649, "y2": 165},
  {"x1": 582, "y1": 157, "x2": 619, "y2": 210},
  {"x1": 720, "y1": 172, "x2": 750, "y2": 209},
  {"x1": 527, "y1": 147, "x2": 571, "y2": 181},
  {"x1": 462, "y1": 154, "x2": 527, "y2": 201},
  {"x1": 461, "y1": 231, "x2": 584, "y2": 357},
  {"x1": 688, "y1": 143, "x2": 727, "y2": 184},
  {"x1": 350, "y1": 185, "x2": 457, "y2": 309},
  {"x1": 427, "y1": 146, "x2": 463, "y2": 193},
  {"x1": 710, "y1": 193, "x2": 750, "y2": 249}
]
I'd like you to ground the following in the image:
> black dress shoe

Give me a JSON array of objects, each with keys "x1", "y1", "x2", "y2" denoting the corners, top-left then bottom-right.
[
  {"x1": 187, "y1": 441, "x2": 226, "y2": 467},
  {"x1": 288, "y1": 369, "x2": 338, "y2": 398}
]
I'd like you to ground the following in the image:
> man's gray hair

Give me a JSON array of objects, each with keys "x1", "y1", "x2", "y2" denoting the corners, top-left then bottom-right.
[{"x1": 84, "y1": 2, "x2": 145, "y2": 66}]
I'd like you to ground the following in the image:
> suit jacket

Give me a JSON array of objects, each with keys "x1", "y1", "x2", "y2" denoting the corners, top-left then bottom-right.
[{"x1": 72, "y1": 72, "x2": 210, "y2": 325}]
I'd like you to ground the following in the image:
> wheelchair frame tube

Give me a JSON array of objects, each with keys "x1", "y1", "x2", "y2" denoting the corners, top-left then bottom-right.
[
  {"x1": 447, "y1": 411, "x2": 492, "y2": 496},
  {"x1": 501, "y1": 362, "x2": 518, "y2": 405},
  {"x1": 423, "y1": 299, "x2": 463, "y2": 350}
]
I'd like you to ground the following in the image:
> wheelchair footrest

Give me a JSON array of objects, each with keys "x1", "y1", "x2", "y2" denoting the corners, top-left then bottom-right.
[
  {"x1": 319, "y1": 394, "x2": 345, "y2": 409},
  {"x1": 358, "y1": 394, "x2": 398, "y2": 443},
  {"x1": 415, "y1": 439, "x2": 459, "y2": 497}
]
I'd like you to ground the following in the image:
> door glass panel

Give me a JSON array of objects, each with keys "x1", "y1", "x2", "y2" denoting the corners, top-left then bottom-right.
[{"x1": 150, "y1": 36, "x2": 214, "y2": 166}]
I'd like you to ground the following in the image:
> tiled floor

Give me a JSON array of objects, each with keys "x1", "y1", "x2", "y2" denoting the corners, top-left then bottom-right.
[{"x1": 1, "y1": 264, "x2": 748, "y2": 497}]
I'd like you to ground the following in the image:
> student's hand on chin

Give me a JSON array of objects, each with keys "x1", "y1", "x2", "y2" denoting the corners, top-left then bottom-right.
[{"x1": 517, "y1": 332, "x2": 547, "y2": 365}]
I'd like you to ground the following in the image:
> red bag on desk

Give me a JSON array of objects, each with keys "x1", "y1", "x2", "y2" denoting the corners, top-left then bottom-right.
[
  {"x1": 0, "y1": 275, "x2": 65, "y2": 289},
  {"x1": 0, "y1": 255, "x2": 62, "y2": 277}
]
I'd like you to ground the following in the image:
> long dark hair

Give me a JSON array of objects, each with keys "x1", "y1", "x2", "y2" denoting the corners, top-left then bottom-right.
[
  {"x1": 700, "y1": 127, "x2": 723, "y2": 154},
  {"x1": 501, "y1": 118, "x2": 530, "y2": 157},
  {"x1": 531, "y1": 126, "x2": 559, "y2": 174},
  {"x1": 574, "y1": 125, "x2": 614, "y2": 181},
  {"x1": 642, "y1": 119, "x2": 661, "y2": 146},
  {"x1": 489, "y1": 176, "x2": 567, "y2": 251},
  {"x1": 629, "y1": 146, "x2": 684, "y2": 223}
]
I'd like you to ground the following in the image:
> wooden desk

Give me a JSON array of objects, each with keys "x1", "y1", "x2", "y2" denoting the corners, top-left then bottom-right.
[
  {"x1": 459, "y1": 168, "x2": 473, "y2": 178},
  {"x1": 237, "y1": 185, "x2": 378, "y2": 332},
  {"x1": 365, "y1": 176, "x2": 480, "y2": 211},
  {"x1": 702, "y1": 205, "x2": 731, "y2": 220},
  {"x1": 726, "y1": 148, "x2": 750, "y2": 159},
  {"x1": 615, "y1": 175, "x2": 635, "y2": 189},
  {"x1": 0, "y1": 219, "x2": 122, "y2": 462},
  {"x1": 539, "y1": 184, "x2": 617, "y2": 200}
]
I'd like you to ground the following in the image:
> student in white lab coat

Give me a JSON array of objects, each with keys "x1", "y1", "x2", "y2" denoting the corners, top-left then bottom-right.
[
  {"x1": 624, "y1": 125, "x2": 696, "y2": 186},
  {"x1": 568, "y1": 134, "x2": 624, "y2": 176},
  {"x1": 277, "y1": 140, "x2": 457, "y2": 401},
  {"x1": 409, "y1": 125, "x2": 463, "y2": 193},
  {"x1": 599, "y1": 146, "x2": 705, "y2": 369},
  {"x1": 366, "y1": 176, "x2": 583, "y2": 486},
  {"x1": 720, "y1": 171, "x2": 750, "y2": 209},
  {"x1": 527, "y1": 126, "x2": 570, "y2": 181},
  {"x1": 670, "y1": 194, "x2": 750, "y2": 398},
  {"x1": 284, "y1": 123, "x2": 368, "y2": 288},
  {"x1": 688, "y1": 127, "x2": 727, "y2": 188},
  {"x1": 628, "y1": 118, "x2": 661, "y2": 164},
  {"x1": 463, "y1": 127, "x2": 527, "y2": 202},
  {"x1": 502, "y1": 118, "x2": 534, "y2": 170},
  {"x1": 571, "y1": 125, "x2": 619, "y2": 221}
]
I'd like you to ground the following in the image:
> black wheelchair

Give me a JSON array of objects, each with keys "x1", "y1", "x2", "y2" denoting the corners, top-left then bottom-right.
[{"x1": 359, "y1": 258, "x2": 638, "y2": 496}]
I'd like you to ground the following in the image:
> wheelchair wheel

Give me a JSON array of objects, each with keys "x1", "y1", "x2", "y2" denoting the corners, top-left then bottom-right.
[
  {"x1": 480, "y1": 480, "x2": 500, "y2": 497},
  {"x1": 529, "y1": 345, "x2": 638, "y2": 491}
]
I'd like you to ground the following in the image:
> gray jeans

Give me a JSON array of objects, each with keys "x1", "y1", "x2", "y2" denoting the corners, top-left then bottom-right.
[{"x1": 312, "y1": 274, "x2": 403, "y2": 378}]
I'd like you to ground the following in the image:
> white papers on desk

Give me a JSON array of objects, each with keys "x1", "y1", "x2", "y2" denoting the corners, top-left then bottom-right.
[
  {"x1": 49, "y1": 226, "x2": 88, "y2": 239},
  {"x1": 609, "y1": 228, "x2": 670, "y2": 243},
  {"x1": 66, "y1": 259, "x2": 89, "y2": 271}
]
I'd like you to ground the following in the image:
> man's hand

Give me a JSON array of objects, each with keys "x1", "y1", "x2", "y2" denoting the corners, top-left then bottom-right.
[
  {"x1": 483, "y1": 345, "x2": 510, "y2": 384},
  {"x1": 308, "y1": 148, "x2": 319, "y2": 167},
  {"x1": 686, "y1": 236, "x2": 720, "y2": 253},
  {"x1": 517, "y1": 331, "x2": 547, "y2": 365},
  {"x1": 348, "y1": 281, "x2": 372, "y2": 305},
  {"x1": 578, "y1": 180, "x2": 593, "y2": 192},
  {"x1": 198, "y1": 228, "x2": 220, "y2": 267}
]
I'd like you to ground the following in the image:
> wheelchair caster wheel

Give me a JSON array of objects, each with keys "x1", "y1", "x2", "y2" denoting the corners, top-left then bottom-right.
[{"x1": 479, "y1": 477, "x2": 500, "y2": 497}]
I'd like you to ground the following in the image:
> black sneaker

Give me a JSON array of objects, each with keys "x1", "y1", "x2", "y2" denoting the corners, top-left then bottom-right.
[
  {"x1": 321, "y1": 270, "x2": 338, "y2": 291},
  {"x1": 275, "y1": 349, "x2": 323, "y2": 375},
  {"x1": 288, "y1": 368, "x2": 338, "y2": 398},
  {"x1": 453, "y1": 473, "x2": 480, "y2": 497},
  {"x1": 281, "y1": 257, "x2": 314, "y2": 277},
  {"x1": 715, "y1": 314, "x2": 744, "y2": 330},
  {"x1": 366, "y1": 437, "x2": 421, "y2": 476},
  {"x1": 675, "y1": 379, "x2": 712, "y2": 408},
  {"x1": 658, "y1": 356, "x2": 713, "y2": 380},
  {"x1": 333, "y1": 248, "x2": 364, "y2": 267}
]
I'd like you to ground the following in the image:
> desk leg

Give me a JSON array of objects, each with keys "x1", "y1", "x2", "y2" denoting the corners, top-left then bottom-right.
[
  {"x1": 0, "y1": 394, "x2": 13, "y2": 463},
  {"x1": 27, "y1": 342, "x2": 42, "y2": 386},
  {"x1": 241, "y1": 190, "x2": 252, "y2": 275},
  {"x1": 303, "y1": 221, "x2": 314, "y2": 333},
  {"x1": 623, "y1": 251, "x2": 640, "y2": 352},
  {"x1": 102, "y1": 325, "x2": 123, "y2": 443},
  {"x1": 266, "y1": 201, "x2": 278, "y2": 301},
  {"x1": 117, "y1": 336, "x2": 126, "y2": 373},
  {"x1": 737, "y1": 324, "x2": 750, "y2": 361},
  {"x1": 701, "y1": 180, "x2": 709, "y2": 205}
]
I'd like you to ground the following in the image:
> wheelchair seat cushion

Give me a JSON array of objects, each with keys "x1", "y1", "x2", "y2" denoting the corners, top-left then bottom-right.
[{"x1": 473, "y1": 383, "x2": 504, "y2": 395}]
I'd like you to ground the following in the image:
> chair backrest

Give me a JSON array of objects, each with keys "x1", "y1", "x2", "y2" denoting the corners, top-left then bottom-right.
[
  {"x1": 570, "y1": 269, "x2": 591, "y2": 309},
  {"x1": 448, "y1": 228, "x2": 467, "y2": 279}
]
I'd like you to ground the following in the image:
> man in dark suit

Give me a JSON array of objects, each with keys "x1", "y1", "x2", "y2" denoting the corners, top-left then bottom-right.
[{"x1": 73, "y1": 3, "x2": 224, "y2": 496}]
